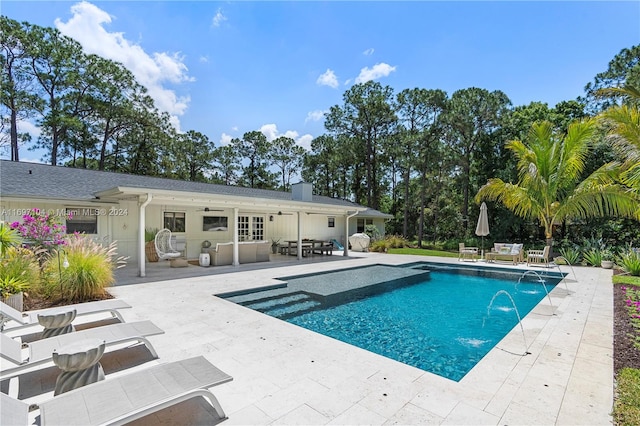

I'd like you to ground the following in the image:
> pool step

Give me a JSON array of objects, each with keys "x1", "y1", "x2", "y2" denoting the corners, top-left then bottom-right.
[
  {"x1": 243, "y1": 292, "x2": 311, "y2": 311},
  {"x1": 263, "y1": 299, "x2": 322, "y2": 319},
  {"x1": 234, "y1": 291, "x2": 323, "y2": 319}
]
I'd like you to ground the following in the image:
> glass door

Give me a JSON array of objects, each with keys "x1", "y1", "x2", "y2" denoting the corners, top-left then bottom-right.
[
  {"x1": 238, "y1": 215, "x2": 264, "y2": 241},
  {"x1": 252, "y1": 216, "x2": 264, "y2": 241}
]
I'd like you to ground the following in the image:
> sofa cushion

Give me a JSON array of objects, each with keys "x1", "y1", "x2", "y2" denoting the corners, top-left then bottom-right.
[{"x1": 510, "y1": 243, "x2": 523, "y2": 255}]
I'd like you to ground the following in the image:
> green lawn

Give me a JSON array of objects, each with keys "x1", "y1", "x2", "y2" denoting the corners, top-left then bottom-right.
[{"x1": 613, "y1": 275, "x2": 640, "y2": 286}]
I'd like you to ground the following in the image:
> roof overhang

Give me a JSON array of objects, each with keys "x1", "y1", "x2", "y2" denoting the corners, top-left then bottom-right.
[{"x1": 95, "y1": 186, "x2": 367, "y2": 216}]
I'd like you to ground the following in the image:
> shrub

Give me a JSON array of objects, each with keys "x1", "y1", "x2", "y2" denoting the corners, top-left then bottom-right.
[
  {"x1": 369, "y1": 239, "x2": 389, "y2": 252},
  {"x1": 0, "y1": 222, "x2": 22, "y2": 257},
  {"x1": 583, "y1": 249, "x2": 603, "y2": 267},
  {"x1": 558, "y1": 246, "x2": 581, "y2": 265},
  {"x1": 145, "y1": 227, "x2": 160, "y2": 243},
  {"x1": 10, "y1": 208, "x2": 67, "y2": 248},
  {"x1": 618, "y1": 250, "x2": 640, "y2": 276},
  {"x1": 364, "y1": 224, "x2": 382, "y2": 242},
  {"x1": 0, "y1": 247, "x2": 40, "y2": 298},
  {"x1": 43, "y1": 235, "x2": 126, "y2": 302},
  {"x1": 369, "y1": 235, "x2": 410, "y2": 252}
]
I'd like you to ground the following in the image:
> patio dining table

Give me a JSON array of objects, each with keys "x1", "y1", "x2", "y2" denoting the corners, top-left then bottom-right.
[{"x1": 283, "y1": 240, "x2": 327, "y2": 256}]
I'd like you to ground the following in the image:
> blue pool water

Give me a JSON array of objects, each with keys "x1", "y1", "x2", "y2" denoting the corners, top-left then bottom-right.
[{"x1": 284, "y1": 266, "x2": 560, "y2": 381}]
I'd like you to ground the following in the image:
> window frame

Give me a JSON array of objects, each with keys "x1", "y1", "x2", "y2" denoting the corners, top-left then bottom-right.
[
  {"x1": 163, "y1": 211, "x2": 186, "y2": 233},
  {"x1": 65, "y1": 208, "x2": 98, "y2": 235}
]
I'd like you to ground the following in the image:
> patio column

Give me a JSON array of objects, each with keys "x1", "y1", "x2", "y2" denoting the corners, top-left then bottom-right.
[
  {"x1": 138, "y1": 193, "x2": 152, "y2": 277},
  {"x1": 344, "y1": 211, "x2": 358, "y2": 257},
  {"x1": 232, "y1": 207, "x2": 239, "y2": 266},
  {"x1": 297, "y1": 211, "x2": 302, "y2": 260}
]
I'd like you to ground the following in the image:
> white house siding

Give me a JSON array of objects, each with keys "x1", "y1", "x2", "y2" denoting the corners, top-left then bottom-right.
[{"x1": 1, "y1": 198, "x2": 387, "y2": 263}]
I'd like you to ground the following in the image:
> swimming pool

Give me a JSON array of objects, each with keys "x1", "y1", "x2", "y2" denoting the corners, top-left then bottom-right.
[{"x1": 222, "y1": 262, "x2": 564, "y2": 381}]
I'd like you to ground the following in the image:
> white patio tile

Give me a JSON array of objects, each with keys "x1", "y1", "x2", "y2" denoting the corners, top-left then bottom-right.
[
  {"x1": 441, "y1": 401, "x2": 500, "y2": 425},
  {"x1": 327, "y1": 403, "x2": 388, "y2": 426},
  {"x1": 275, "y1": 403, "x2": 331, "y2": 425},
  {"x1": 383, "y1": 402, "x2": 444, "y2": 425},
  {"x1": 103, "y1": 254, "x2": 614, "y2": 426}
]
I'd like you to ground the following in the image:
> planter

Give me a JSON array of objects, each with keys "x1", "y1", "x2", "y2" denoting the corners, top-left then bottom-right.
[
  {"x1": 145, "y1": 241, "x2": 159, "y2": 262},
  {"x1": 601, "y1": 260, "x2": 614, "y2": 269},
  {"x1": 2, "y1": 291, "x2": 24, "y2": 312},
  {"x1": 271, "y1": 245, "x2": 279, "y2": 254}
]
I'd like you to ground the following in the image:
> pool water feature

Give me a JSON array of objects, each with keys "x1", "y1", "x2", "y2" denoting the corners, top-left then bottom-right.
[{"x1": 220, "y1": 262, "x2": 564, "y2": 381}]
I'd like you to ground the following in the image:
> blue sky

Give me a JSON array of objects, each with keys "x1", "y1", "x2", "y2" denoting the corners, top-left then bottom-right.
[{"x1": 2, "y1": 1, "x2": 640, "y2": 162}]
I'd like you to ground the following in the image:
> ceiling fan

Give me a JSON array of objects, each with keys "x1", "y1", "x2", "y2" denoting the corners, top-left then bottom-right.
[{"x1": 196, "y1": 207, "x2": 224, "y2": 212}]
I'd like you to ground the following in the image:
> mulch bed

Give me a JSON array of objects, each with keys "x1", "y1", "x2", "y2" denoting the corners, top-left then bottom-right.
[{"x1": 614, "y1": 283, "x2": 640, "y2": 373}]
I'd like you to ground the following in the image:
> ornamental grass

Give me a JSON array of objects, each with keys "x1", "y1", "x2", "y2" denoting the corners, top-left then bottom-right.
[{"x1": 43, "y1": 235, "x2": 126, "y2": 302}]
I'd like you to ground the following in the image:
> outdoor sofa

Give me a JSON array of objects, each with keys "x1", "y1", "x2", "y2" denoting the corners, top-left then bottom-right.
[
  {"x1": 486, "y1": 243, "x2": 524, "y2": 265},
  {"x1": 208, "y1": 240, "x2": 270, "y2": 266}
]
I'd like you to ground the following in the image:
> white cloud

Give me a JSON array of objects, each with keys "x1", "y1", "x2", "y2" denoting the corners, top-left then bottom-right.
[
  {"x1": 363, "y1": 48, "x2": 374, "y2": 56},
  {"x1": 212, "y1": 8, "x2": 227, "y2": 27},
  {"x1": 259, "y1": 124, "x2": 311, "y2": 151},
  {"x1": 305, "y1": 110, "x2": 326, "y2": 123},
  {"x1": 219, "y1": 133, "x2": 233, "y2": 146},
  {"x1": 199, "y1": 55, "x2": 209, "y2": 63},
  {"x1": 355, "y1": 62, "x2": 397, "y2": 83},
  {"x1": 297, "y1": 134, "x2": 313, "y2": 151},
  {"x1": 259, "y1": 124, "x2": 279, "y2": 142},
  {"x1": 18, "y1": 120, "x2": 41, "y2": 140},
  {"x1": 54, "y1": 1, "x2": 192, "y2": 130},
  {"x1": 316, "y1": 69, "x2": 339, "y2": 88}
]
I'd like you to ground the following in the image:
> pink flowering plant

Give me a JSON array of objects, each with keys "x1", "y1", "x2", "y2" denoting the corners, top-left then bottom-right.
[
  {"x1": 10, "y1": 209, "x2": 68, "y2": 249},
  {"x1": 621, "y1": 285, "x2": 640, "y2": 349}
]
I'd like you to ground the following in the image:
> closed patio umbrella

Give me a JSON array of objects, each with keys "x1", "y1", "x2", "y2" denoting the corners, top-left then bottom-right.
[{"x1": 475, "y1": 202, "x2": 490, "y2": 259}]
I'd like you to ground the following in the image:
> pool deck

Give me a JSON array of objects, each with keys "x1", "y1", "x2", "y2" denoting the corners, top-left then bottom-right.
[{"x1": 19, "y1": 253, "x2": 614, "y2": 425}]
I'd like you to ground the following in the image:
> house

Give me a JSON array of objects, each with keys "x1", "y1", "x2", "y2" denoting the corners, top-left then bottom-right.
[{"x1": 0, "y1": 160, "x2": 391, "y2": 276}]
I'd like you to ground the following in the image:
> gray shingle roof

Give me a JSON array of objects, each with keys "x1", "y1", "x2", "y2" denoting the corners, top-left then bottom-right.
[{"x1": 0, "y1": 161, "x2": 388, "y2": 217}]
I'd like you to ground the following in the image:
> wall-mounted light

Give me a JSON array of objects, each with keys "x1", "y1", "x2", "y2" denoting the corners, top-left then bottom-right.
[{"x1": 269, "y1": 215, "x2": 274, "y2": 222}]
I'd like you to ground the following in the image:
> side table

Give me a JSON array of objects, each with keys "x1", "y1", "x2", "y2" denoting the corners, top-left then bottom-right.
[
  {"x1": 52, "y1": 338, "x2": 106, "y2": 395},
  {"x1": 37, "y1": 309, "x2": 77, "y2": 338}
]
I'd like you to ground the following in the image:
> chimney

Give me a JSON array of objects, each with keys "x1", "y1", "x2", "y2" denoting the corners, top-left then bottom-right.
[{"x1": 291, "y1": 182, "x2": 313, "y2": 202}]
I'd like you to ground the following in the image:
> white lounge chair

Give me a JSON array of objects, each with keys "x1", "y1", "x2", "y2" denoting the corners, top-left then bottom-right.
[
  {"x1": 1, "y1": 356, "x2": 233, "y2": 425},
  {"x1": 1, "y1": 299, "x2": 131, "y2": 333},
  {"x1": 1, "y1": 320, "x2": 163, "y2": 381},
  {"x1": 1, "y1": 392, "x2": 28, "y2": 426}
]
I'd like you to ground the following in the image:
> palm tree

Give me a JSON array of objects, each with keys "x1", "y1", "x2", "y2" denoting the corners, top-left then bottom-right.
[
  {"x1": 598, "y1": 85, "x2": 640, "y2": 195},
  {"x1": 476, "y1": 119, "x2": 639, "y2": 248}
]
